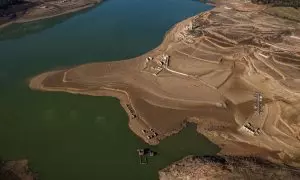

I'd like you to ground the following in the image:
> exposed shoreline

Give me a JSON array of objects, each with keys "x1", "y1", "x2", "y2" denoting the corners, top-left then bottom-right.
[
  {"x1": 16, "y1": 2, "x2": 100, "y2": 23},
  {"x1": 29, "y1": 18, "x2": 194, "y2": 145},
  {"x1": 0, "y1": 0, "x2": 102, "y2": 29},
  {"x1": 29, "y1": 0, "x2": 300, "y2": 168}
]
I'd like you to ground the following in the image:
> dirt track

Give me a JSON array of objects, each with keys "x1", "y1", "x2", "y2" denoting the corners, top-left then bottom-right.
[{"x1": 29, "y1": 0, "x2": 300, "y2": 167}]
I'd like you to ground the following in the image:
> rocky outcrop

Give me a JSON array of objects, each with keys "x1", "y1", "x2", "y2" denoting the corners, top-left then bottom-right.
[
  {"x1": 0, "y1": 159, "x2": 37, "y2": 180},
  {"x1": 159, "y1": 155, "x2": 300, "y2": 180}
]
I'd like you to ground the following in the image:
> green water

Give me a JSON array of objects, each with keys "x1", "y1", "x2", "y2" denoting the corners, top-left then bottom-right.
[{"x1": 0, "y1": 0, "x2": 218, "y2": 179}]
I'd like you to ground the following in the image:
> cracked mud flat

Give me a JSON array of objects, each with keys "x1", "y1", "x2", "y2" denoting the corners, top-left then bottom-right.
[{"x1": 29, "y1": 0, "x2": 300, "y2": 167}]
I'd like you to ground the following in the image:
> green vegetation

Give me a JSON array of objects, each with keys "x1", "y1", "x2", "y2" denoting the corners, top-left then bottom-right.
[
  {"x1": 0, "y1": 0, "x2": 20, "y2": 8},
  {"x1": 251, "y1": 0, "x2": 300, "y2": 7},
  {"x1": 250, "y1": 0, "x2": 300, "y2": 22},
  {"x1": 264, "y1": 6, "x2": 300, "y2": 22}
]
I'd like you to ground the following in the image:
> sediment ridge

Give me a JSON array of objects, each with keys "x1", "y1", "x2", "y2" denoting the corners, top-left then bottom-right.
[{"x1": 29, "y1": 0, "x2": 300, "y2": 168}]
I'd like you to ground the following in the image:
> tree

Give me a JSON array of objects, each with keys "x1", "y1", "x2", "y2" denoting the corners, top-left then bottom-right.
[
  {"x1": 0, "y1": 0, "x2": 20, "y2": 8},
  {"x1": 251, "y1": 0, "x2": 300, "y2": 7}
]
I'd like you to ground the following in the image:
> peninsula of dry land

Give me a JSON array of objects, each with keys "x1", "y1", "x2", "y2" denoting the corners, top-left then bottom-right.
[{"x1": 30, "y1": 0, "x2": 300, "y2": 168}]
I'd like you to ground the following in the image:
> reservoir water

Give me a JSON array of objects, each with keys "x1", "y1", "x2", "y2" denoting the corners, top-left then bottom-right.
[{"x1": 0, "y1": 0, "x2": 217, "y2": 179}]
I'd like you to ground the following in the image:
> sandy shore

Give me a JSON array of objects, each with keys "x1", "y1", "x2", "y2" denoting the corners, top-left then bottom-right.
[{"x1": 29, "y1": 0, "x2": 300, "y2": 167}]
